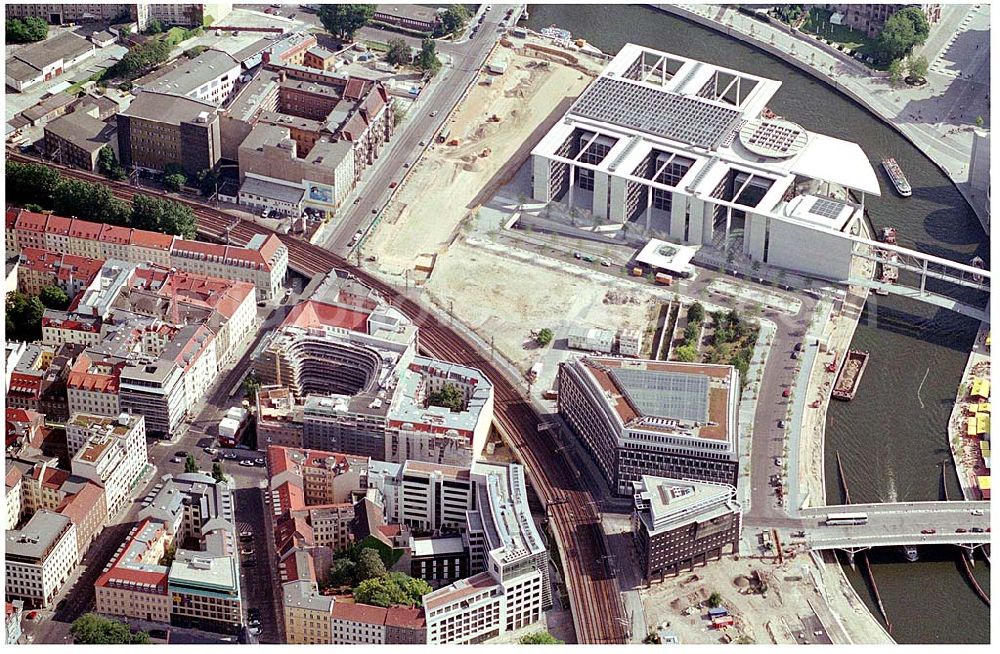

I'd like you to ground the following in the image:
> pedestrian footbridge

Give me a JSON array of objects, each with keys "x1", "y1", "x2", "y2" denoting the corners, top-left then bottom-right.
[{"x1": 848, "y1": 237, "x2": 990, "y2": 322}]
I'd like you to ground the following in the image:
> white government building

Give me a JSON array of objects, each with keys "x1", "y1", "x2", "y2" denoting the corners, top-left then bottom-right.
[{"x1": 531, "y1": 43, "x2": 881, "y2": 280}]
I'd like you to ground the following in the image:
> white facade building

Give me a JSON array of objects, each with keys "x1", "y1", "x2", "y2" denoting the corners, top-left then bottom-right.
[
  {"x1": 567, "y1": 326, "x2": 614, "y2": 353},
  {"x1": 70, "y1": 413, "x2": 148, "y2": 519},
  {"x1": 531, "y1": 44, "x2": 881, "y2": 281},
  {"x1": 5, "y1": 510, "x2": 79, "y2": 608}
]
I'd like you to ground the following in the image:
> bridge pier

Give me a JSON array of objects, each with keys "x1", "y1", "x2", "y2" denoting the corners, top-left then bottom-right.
[{"x1": 836, "y1": 546, "x2": 870, "y2": 569}]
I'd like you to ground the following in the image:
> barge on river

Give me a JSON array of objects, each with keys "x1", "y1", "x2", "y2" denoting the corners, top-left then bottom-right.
[{"x1": 832, "y1": 349, "x2": 870, "y2": 401}]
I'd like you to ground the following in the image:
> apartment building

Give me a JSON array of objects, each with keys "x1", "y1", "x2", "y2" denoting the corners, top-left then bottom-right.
[
  {"x1": 6, "y1": 343, "x2": 75, "y2": 421},
  {"x1": 329, "y1": 602, "x2": 426, "y2": 644},
  {"x1": 5, "y1": 510, "x2": 78, "y2": 608},
  {"x1": 558, "y1": 356, "x2": 740, "y2": 495},
  {"x1": 8, "y1": 211, "x2": 286, "y2": 302},
  {"x1": 69, "y1": 413, "x2": 148, "y2": 519},
  {"x1": 256, "y1": 386, "x2": 304, "y2": 449},
  {"x1": 6, "y1": 465, "x2": 24, "y2": 530},
  {"x1": 66, "y1": 353, "x2": 123, "y2": 418},
  {"x1": 94, "y1": 518, "x2": 172, "y2": 624},
  {"x1": 16, "y1": 248, "x2": 104, "y2": 298},
  {"x1": 631, "y1": 475, "x2": 742, "y2": 580}
]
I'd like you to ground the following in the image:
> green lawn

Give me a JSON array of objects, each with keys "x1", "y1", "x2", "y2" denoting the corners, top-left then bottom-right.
[{"x1": 801, "y1": 7, "x2": 881, "y2": 63}]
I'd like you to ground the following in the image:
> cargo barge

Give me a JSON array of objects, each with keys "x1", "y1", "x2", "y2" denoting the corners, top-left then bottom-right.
[
  {"x1": 832, "y1": 349, "x2": 870, "y2": 401},
  {"x1": 881, "y1": 158, "x2": 912, "y2": 197}
]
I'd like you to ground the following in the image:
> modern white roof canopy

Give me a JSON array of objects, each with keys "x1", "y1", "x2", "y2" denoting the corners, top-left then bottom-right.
[{"x1": 790, "y1": 133, "x2": 882, "y2": 196}]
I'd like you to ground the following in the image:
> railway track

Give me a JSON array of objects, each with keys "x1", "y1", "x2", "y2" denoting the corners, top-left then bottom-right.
[{"x1": 8, "y1": 155, "x2": 629, "y2": 644}]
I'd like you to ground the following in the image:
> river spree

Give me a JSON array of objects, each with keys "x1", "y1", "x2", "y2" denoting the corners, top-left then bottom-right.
[{"x1": 526, "y1": 4, "x2": 990, "y2": 644}]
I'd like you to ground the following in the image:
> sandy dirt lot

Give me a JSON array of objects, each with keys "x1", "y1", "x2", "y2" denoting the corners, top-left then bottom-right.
[
  {"x1": 363, "y1": 45, "x2": 598, "y2": 271},
  {"x1": 425, "y1": 241, "x2": 657, "y2": 372},
  {"x1": 638, "y1": 550, "x2": 891, "y2": 645}
]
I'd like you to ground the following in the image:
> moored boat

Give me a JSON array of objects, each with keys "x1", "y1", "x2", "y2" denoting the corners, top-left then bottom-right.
[
  {"x1": 881, "y1": 158, "x2": 912, "y2": 197},
  {"x1": 832, "y1": 349, "x2": 870, "y2": 401}
]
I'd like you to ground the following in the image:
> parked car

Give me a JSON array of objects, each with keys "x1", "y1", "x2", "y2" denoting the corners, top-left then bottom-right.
[
  {"x1": 955, "y1": 528, "x2": 968, "y2": 533},
  {"x1": 240, "y1": 531, "x2": 253, "y2": 539},
  {"x1": 573, "y1": 251, "x2": 582, "y2": 259},
  {"x1": 920, "y1": 528, "x2": 936, "y2": 534},
  {"x1": 429, "y1": 110, "x2": 438, "y2": 117},
  {"x1": 971, "y1": 527, "x2": 984, "y2": 533},
  {"x1": 600, "y1": 258, "x2": 611, "y2": 267},
  {"x1": 777, "y1": 419, "x2": 786, "y2": 429},
  {"x1": 791, "y1": 351, "x2": 799, "y2": 359},
  {"x1": 204, "y1": 447, "x2": 218, "y2": 455},
  {"x1": 794, "y1": 342, "x2": 803, "y2": 351},
  {"x1": 782, "y1": 388, "x2": 791, "y2": 398},
  {"x1": 239, "y1": 459, "x2": 254, "y2": 467},
  {"x1": 774, "y1": 457, "x2": 783, "y2": 467},
  {"x1": 254, "y1": 458, "x2": 265, "y2": 466},
  {"x1": 971, "y1": 509, "x2": 984, "y2": 516},
  {"x1": 389, "y1": 181, "x2": 397, "y2": 189}
]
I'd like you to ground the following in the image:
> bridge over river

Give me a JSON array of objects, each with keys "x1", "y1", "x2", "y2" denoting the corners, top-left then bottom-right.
[{"x1": 745, "y1": 501, "x2": 991, "y2": 554}]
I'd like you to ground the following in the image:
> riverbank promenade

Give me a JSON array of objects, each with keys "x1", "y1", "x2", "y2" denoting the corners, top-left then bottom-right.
[
  {"x1": 947, "y1": 323, "x2": 991, "y2": 501},
  {"x1": 653, "y1": 4, "x2": 991, "y2": 234}
]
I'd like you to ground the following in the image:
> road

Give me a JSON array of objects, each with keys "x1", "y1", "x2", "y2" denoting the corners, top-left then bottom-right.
[{"x1": 320, "y1": 5, "x2": 517, "y2": 254}]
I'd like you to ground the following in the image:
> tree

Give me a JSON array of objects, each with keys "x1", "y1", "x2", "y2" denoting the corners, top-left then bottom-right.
[
  {"x1": 907, "y1": 54, "x2": 929, "y2": 81},
  {"x1": 683, "y1": 323, "x2": 700, "y2": 345},
  {"x1": 976, "y1": 115, "x2": 985, "y2": 128},
  {"x1": 385, "y1": 38, "x2": 410, "y2": 66},
  {"x1": 877, "y1": 7, "x2": 930, "y2": 63},
  {"x1": 427, "y1": 383, "x2": 465, "y2": 412},
  {"x1": 145, "y1": 19, "x2": 166, "y2": 34},
  {"x1": 243, "y1": 372, "x2": 262, "y2": 403},
  {"x1": 674, "y1": 344, "x2": 698, "y2": 362},
  {"x1": 6, "y1": 292, "x2": 45, "y2": 342},
  {"x1": 520, "y1": 631, "x2": 564, "y2": 644},
  {"x1": 98, "y1": 146, "x2": 126, "y2": 180},
  {"x1": 70, "y1": 614, "x2": 150, "y2": 644},
  {"x1": 355, "y1": 548, "x2": 387, "y2": 583},
  {"x1": 887, "y1": 58, "x2": 905, "y2": 84},
  {"x1": 6, "y1": 17, "x2": 48, "y2": 43},
  {"x1": 687, "y1": 302, "x2": 705, "y2": 325},
  {"x1": 353, "y1": 572, "x2": 432, "y2": 608},
  {"x1": 416, "y1": 39, "x2": 441, "y2": 74},
  {"x1": 707, "y1": 591, "x2": 723, "y2": 608},
  {"x1": 212, "y1": 462, "x2": 226, "y2": 483},
  {"x1": 184, "y1": 455, "x2": 198, "y2": 474},
  {"x1": 131, "y1": 194, "x2": 197, "y2": 239},
  {"x1": 643, "y1": 631, "x2": 663, "y2": 644},
  {"x1": 329, "y1": 558, "x2": 357, "y2": 587},
  {"x1": 163, "y1": 172, "x2": 187, "y2": 192},
  {"x1": 439, "y1": 5, "x2": 470, "y2": 38},
  {"x1": 536, "y1": 328, "x2": 554, "y2": 347},
  {"x1": 159, "y1": 543, "x2": 177, "y2": 567},
  {"x1": 318, "y1": 4, "x2": 375, "y2": 41},
  {"x1": 6, "y1": 160, "x2": 62, "y2": 208},
  {"x1": 39, "y1": 285, "x2": 70, "y2": 310}
]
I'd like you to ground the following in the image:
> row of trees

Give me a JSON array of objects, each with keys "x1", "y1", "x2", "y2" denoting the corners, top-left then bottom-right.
[
  {"x1": 7, "y1": 161, "x2": 198, "y2": 239},
  {"x1": 673, "y1": 302, "x2": 704, "y2": 363},
  {"x1": 107, "y1": 39, "x2": 171, "y2": 82},
  {"x1": 6, "y1": 16, "x2": 48, "y2": 43}
]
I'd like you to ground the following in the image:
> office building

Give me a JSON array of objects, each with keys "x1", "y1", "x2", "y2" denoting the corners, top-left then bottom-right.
[
  {"x1": 631, "y1": 475, "x2": 741, "y2": 580},
  {"x1": 116, "y1": 91, "x2": 221, "y2": 175},
  {"x1": 531, "y1": 44, "x2": 883, "y2": 281},
  {"x1": 558, "y1": 356, "x2": 740, "y2": 495}
]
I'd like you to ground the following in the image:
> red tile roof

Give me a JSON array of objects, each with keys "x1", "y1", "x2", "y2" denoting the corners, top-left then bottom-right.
[
  {"x1": 130, "y1": 229, "x2": 175, "y2": 251},
  {"x1": 98, "y1": 224, "x2": 132, "y2": 245},
  {"x1": 281, "y1": 300, "x2": 370, "y2": 333},
  {"x1": 57, "y1": 481, "x2": 104, "y2": 525},
  {"x1": 14, "y1": 210, "x2": 48, "y2": 232},
  {"x1": 385, "y1": 605, "x2": 426, "y2": 630},
  {"x1": 68, "y1": 218, "x2": 103, "y2": 241},
  {"x1": 45, "y1": 214, "x2": 72, "y2": 236},
  {"x1": 331, "y1": 600, "x2": 389, "y2": 625}
]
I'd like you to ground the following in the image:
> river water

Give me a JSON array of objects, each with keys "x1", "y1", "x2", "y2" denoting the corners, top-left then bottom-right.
[{"x1": 526, "y1": 4, "x2": 990, "y2": 644}]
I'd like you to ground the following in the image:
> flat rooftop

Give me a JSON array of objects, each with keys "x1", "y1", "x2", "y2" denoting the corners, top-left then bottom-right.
[
  {"x1": 633, "y1": 475, "x2": 740, "y2": 534},
  {"x1": 411, "y1": 535, "x2": 465, "y2": 558},
  {"x1": 388, "y1": 356, "x2": 492, "y2": 436},
  {"x1": 579, "y1": 357, "x2": 736, "y2": 442}
]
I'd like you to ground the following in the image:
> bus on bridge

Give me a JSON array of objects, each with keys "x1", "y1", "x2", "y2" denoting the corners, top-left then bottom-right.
[{"x1": 825, "y1": 512, "x2": 869, "y2": 525}]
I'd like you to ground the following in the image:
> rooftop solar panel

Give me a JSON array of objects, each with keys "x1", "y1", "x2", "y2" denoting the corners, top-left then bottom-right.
[
  {"x1": 810, "y1": 198, "x2": 844, "y2": 219},
  {"x1": 570, "y1": 77, "x2": 743, "y2": 150},
  {"x1": 609, "y1": 368, "x2": 709, "y2": 422}
]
